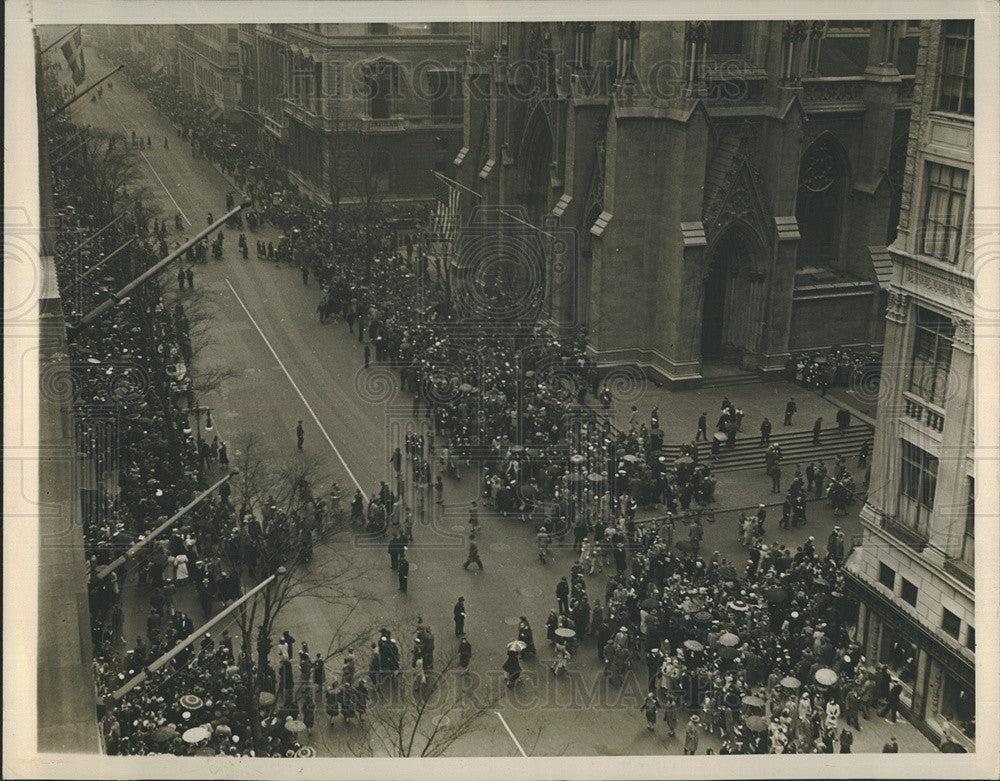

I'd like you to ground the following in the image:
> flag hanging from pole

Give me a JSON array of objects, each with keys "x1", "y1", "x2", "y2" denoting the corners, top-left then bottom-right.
[{"x1": 61, "y1": 28, "x2": 86, "y2": 86}]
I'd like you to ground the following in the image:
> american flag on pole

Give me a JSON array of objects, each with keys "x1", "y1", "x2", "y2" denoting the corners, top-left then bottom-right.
[
  {"x1": 60, "y1": 27, "x2": 86, "y2": 86},
  {"x1": 431, "y1": 171, "x2": 460, "y2": 243}
]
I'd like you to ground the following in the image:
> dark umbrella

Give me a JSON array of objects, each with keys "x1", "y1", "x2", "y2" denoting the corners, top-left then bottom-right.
[
  {"x1": 765, "y1": 586, "x2": 789, "y2": 605},
  {"x1": 640, "y1": 598, "x2": 659, "y2": 610},
  {"x1": 693, "y1": 611, "x2": 712, "y2": 624}
]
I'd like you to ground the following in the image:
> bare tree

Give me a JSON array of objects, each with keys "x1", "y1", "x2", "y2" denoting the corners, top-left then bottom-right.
[
  {"x1": 223, "y1": 433, "x2": 379, "y2": 755},
  {"x1": 338, "y1": 637, "x2": 502, "y2": 758}
]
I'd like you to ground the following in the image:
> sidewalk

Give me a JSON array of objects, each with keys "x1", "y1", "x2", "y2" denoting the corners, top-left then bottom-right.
[{"x1": 603, "y1": 376, "x2": 870, "y2": 449}]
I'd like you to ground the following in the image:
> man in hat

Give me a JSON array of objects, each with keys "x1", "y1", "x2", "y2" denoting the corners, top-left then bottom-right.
[
  {"x1": 882, "y1": 736, "x2": 899, "y2": 753},
  {"x1": 397, "y1": 550, "x2": 410, "y2": 592},
  {"x1": 784, "y1": 398, "x2": 797, "y2": 426},
  {"x1": 684, "y1": 715, "x2": 701, "y2": 754},
  {"x1": 696, "y1": 412, "x2": 708, "y2": 442},
  {"x1": 454, "y1": 597, "x2": 466, "y2": 637},
  {"x1": 812, "y1": 417, "x2": 823, "y2": 445},
  {"x1": 296, "y1": 421, "x2": 304, "y2": 451},
  {"x1": 759, "y1": 416, "x2": 772, "y2": 447}
]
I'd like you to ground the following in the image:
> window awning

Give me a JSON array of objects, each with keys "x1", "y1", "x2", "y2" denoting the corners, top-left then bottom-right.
[
  {"x1": 869, "y1": 246, "x2": 895, "y2": 290},
  {"x1": 551, "y1": 194, "x2": 572, "y2": 218},
  {"x1": 590, "y1": 210, "x2": 613, "y2": 237}
]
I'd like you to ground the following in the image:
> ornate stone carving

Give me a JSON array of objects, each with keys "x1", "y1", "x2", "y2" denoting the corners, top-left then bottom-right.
[
  {"x1": 801, "y1": 79, "x2": 865, "y2": 105},
  {"x1": 686, "y1": 21, "x2": 709, "y2": 44},
  {"x1": 903, "y1": 267, "x2": 974, "y2": 306},
  {"x1": 886, "y1": 290, "x2": 909, "y2": 323},
  {"x1": 617, "y1": 22, "x2": 639, "y2": 40},
  {"x1": 952, "y1": 317, "x2": 973, "y2": 349},
  {"x1": 783, "y1": 21, "x2": 809, "y2": 42},
  {"x1": 799, "y1": 137, "x2": 839, "y2": 192}
]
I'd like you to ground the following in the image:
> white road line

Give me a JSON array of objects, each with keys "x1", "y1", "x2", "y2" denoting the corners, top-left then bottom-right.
[
  {"x1": 224, "y1": 277, "x2": 368, "y2": 501},
  {"x1": 494, "y1": 711, "x2": 528, "y2": 757},
  {"x1": 115, "y1": 113, "x2": 191, "y2": 225}
]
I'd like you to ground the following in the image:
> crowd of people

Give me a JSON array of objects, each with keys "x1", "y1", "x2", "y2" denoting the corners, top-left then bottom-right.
[
  {"x1": 46, "y1": 40, "x2": 904, "y2": 759},
  {"x1": 784, "y1": 348, "x2": 882, "y2": 399},
  {"x1": 528, "y1": 521, "x2": 903, "y2": 754}
]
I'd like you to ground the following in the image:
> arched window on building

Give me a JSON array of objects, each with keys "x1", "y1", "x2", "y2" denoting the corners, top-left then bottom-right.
[{"x1": 795, "y1": 135, "x2": 849, "y2": 269}]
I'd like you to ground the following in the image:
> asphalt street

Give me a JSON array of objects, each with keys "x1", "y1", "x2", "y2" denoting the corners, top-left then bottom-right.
[{"x1": 64, "y1": 51, "x2": 934, "y2": 756}]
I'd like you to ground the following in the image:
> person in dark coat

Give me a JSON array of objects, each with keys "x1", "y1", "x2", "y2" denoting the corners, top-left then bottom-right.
[
  {"x1": 454, "y1": 597, "x2": 466, "y2": 637},
  {"x1": 502, "y1": 647, "x2": 522, "y2": 687},
  {"x1": 556, "y1": 577, "x2": 570, "y2": 614},
  {"x1": 784, "y1": 398, "x2": 797, "y2": 425},
  {"x1": 812, "y1": 418, "x2": 823, "y2": 445},
  {"x1": 879, "y1": 680, "x2": 903, "y2": 723},
  {"x1": 458, "y1": 636, "x2": 472, "y2": 672},
  {"x1": 397, "y1": 552, "x2": 410, "y2": 592}
]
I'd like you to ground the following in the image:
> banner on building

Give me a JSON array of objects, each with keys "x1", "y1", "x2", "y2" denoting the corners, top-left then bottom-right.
[{"x1": 60, "y1": 28, "x2": 86, "y2": 86}]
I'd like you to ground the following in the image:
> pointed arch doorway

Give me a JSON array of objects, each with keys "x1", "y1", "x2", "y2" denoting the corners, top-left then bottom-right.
[{"x1": 700, "y1": 221, "x2": 769, "y2": 367}]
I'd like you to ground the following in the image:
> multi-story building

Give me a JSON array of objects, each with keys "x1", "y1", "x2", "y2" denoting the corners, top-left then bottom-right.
[
  {"x1": 457, "y1": 21, "x2": 922, "y2": 384},
  {"x1": 243, "y1": 23, "x2": 468, "y2": 205},
  {"x1": 844, "y1": 19, "x2": 975, "y2": 749},
  {"x1": 124, "y1": 25, "x2": 179, "y2": 85},
  {"x1": 176, "y1": 24, "x2": 242, "y2": 121}
]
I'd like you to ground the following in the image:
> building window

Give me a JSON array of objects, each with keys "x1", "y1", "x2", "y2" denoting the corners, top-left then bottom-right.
[
  {"x1": 796, "y1": 135, "x2": 847, "y2": 268},
  {"x1": 909, "y1": 306, "x2": 955, "y2": 405},
  {"x1": 961, "y1": 476, "x2": 974, "y2": 566},
  {"x1": 708, "y1": 21, "x2": 744, "y2": 56},
  {"x1": 369, "y1": 23, "x2": 392, "y2": 36},
  {"x1": 878, "y1": 562, "x2": 896, "y2": 590},
  {"x1": 615, "y1": 22, "x2": 639, "y2": 83},
  {"x1": 941, "y1": 608, "x2": 961, "y2": 639},
  {"x1": 573, "y1": 22, "x2": 594, "y2": 71},
  {"x1": 430, "y1": 22, "x2": 450, "y2": 35},
  {"x1": 363, "y1": 60, "x2": 398, "y2": 119},
  {"x1": 900, "y1": 578, "x2": 918, "y2": 606},
  {"x1": 938, "y1": 20, "x2": 974, "y2": 115},
  {"x1": 940, "y1": 675, "x2": 975, "y2": 740},
  {"x1": 227, "y1": 28, "x2": 238, "y2": 44},
  {"x1": 899, "y1": 439, "x2": 938, "y2": 534},
  {"x1": 965, "y1": 625, "x2": 975, "y2": 651},
  {"x1": 878, "y1": 632, "x2": 918, "y2": 689},
  {"x1": 921, "y1": 163, "x2": 968, "y2": 263}
]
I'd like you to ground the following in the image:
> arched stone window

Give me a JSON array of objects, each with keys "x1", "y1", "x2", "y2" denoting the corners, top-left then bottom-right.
[{"x1": 795, "y1": 135, "x2": 849, "y2": 269}]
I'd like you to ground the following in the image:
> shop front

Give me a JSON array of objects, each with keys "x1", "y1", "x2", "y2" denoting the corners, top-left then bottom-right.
[{"x1": 844, "y1": 571, "x2": 975, "y2": 750}]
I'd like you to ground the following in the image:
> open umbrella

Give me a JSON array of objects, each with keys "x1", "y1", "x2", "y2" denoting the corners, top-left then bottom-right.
[
  {"x1": 693, "y1": 611, "x2": 713, "y2": 624},
  {"x1": 570, "y1": 454, "x2": 586, "y2": 465},
  {"x1": 458, "y1": 383, "x2": 474, "y2": 393},
  {"x1": 622, "y1": 454, "x2": 640, "y2": 463},
  {"x1": 295, "y1": 746, "x2": 317, "y2": 757},
  {"x1": 713, "y1": 432, "x2": 727, "y2": 443},
  {"x1": 258, "y1": 691, "x2": 276, "y2": 707},
  {"x1": 780, "y1": 676, "x2": 801, "y2": 689},
  {"x1": 507, "y1": 640, "x2": 527, "y2": 652},
  {"x1": 814, "y1": 668, "x2": 838, "y2": 686},
  {"x1": 555, "y1": 627, "x2": 576, "y2": 639},
  {"x1": 744, "y1": 715, "x2": 768, "y2": 732},
  {"x1": 718, "y1": 632, "x2": 739, "y2": 647},
  {"x1": 179, "y1": 694, "x2": 203, "y2": 710},
  {"x1": 588, "y1": 473, "x2": 604, "y2": 482},
  {"x1": 683, "y1": 640, "x2": 704, "y2": 652},
  {"x1": 182, "y1": 726, "x2": 210, "y2": 744},
  {"x1": 727, "y1": 600, "x2": 749, "y2": 613},
  {"x1": 285, "y1": 719, "x2": 307, "y2": 733},
  {"x1": 742, "y1": 695, "x2": 765, "y2": 709}
]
